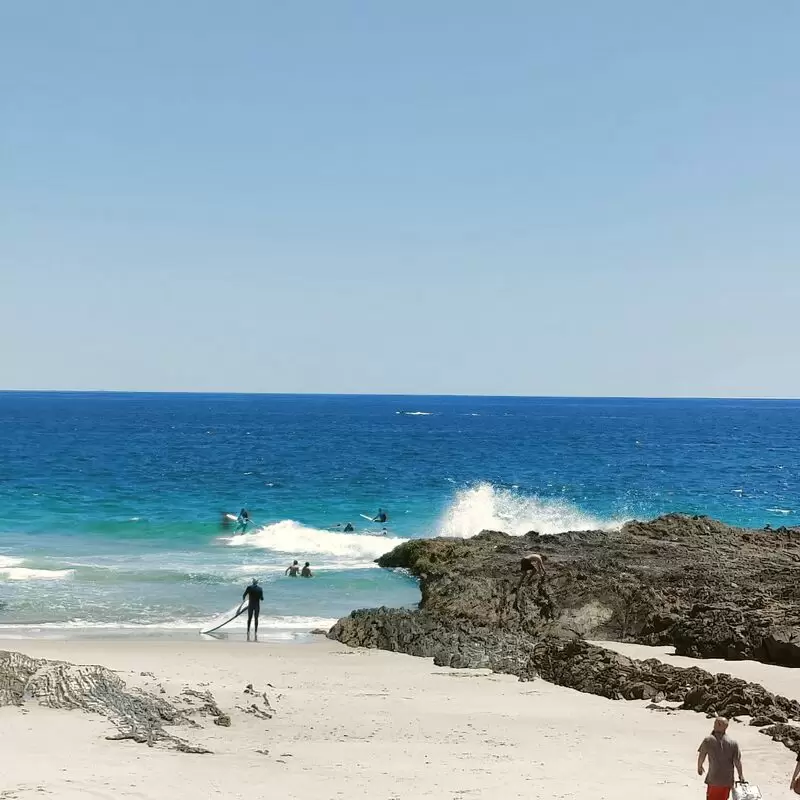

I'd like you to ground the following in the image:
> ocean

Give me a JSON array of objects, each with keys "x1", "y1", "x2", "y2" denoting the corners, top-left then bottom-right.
[{"x1": 1, "y1": 392, "x2": 799, "y2": 639}]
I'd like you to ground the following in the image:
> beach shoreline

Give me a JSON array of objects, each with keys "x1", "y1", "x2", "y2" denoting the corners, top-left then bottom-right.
[
  {"x1": 0, "y1": 624, "x2": 330, "y2": 644},
  {"x1": 1, "y1": 635, "x2": 797, "y2": 800}
]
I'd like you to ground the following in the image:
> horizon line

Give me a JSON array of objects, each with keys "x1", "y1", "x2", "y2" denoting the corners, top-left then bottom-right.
[{"x1": 1, "y1": 388, "x2": 800, "y2": 402}]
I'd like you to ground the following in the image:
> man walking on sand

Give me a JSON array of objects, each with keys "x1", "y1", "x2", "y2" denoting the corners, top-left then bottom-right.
[{"x1": 697, "y1": 717, "x2": 745, "y2": 800}]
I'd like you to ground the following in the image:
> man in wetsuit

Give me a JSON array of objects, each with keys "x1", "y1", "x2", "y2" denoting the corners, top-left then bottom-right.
[
  {"x1": 343, "y1": 523, "x2": 354, "y2": 532},
  {"x1": 372, "y1": 508, "x2": 388, "y2": 523},
  {"x1": 242, "y1": 578, "x2": 263, "y2": 640},
  {"x1": 235, "y1": 508, "x2": 250, "y2": 534}
]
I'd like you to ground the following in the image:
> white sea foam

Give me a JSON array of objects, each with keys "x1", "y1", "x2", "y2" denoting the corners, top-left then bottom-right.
[
  {"x1": 225, "y1": 520, "x2": 404, "y2": 559},
  {"x1": 0, "y1": 566, "x2": 75, "y2": 581},
  {"x1": 0, "y1": 615, "x2": 335, "y2": 631},
  {"x1": 396, "y1": 411, "x2": 432, "y2": 416},
  {"x1": 766, "y1": 508, "x2": 793, "y2": 515},
  {"x1": 438, "y1": 483, "x2": 626, "y2": 538},
  {"x1": 0, "y1": 556, "x2": 23, "y2": 568}
]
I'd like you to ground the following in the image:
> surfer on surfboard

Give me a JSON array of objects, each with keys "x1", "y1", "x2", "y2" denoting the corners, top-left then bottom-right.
[
  {"x1": 235, "y1": 508, "x2": 251, "y2": 534},
  {"x1": 362, "y1": 508, "x2": 387, "y2": 523}
]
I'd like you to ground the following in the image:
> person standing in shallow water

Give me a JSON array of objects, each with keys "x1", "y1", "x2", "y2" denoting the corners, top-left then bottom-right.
[
  {"x1": 697, "y1": 717, "x2": 744, "y2": 800},
  {"x1": 285, "y1": 560, "x2": 300, "y2": 577},
  {"x1": 242, "y1": 578, "x2": 263, "y2": 641},
  {"x1": 301, "y1": 562, "x2": 313, "y2": 578}
]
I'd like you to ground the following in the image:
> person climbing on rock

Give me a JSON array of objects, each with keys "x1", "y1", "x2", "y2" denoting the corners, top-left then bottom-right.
[
  {"x1": 514, "y1": 551, "x2": 553, "y2": 619},
  {"x1": 520, "y1": 552, "x2": 546, "y2": 578}
]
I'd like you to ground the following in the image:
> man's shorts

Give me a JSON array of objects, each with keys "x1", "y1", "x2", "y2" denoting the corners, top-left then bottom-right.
[{"x1": 707, "y1": 785, "x2": 731, "y2": 800}]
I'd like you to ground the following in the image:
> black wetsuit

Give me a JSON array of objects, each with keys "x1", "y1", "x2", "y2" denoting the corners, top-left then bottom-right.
[
  {"x1": 242, "y1": 583, "x2": 264, "y2": 632},
  {"x1": 376, "y1": 512, "x2": 387, "y2": 523}
]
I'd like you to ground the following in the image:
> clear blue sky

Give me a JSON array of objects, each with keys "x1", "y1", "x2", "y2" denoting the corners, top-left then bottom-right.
[{"x1": 2, "y1": 1, "x2": 798, "y2": 396}]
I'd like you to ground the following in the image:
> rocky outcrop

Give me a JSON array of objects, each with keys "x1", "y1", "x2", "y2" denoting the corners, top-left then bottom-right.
[
  {"x1": 330, "y1": 608, "x2": 541, "y2": 672},
  {"x1": 761, "y1": 723, "x2": 800, "y2": 754},
  {"x1": 358, "y1": 515, "x2": 800, "y2": 667},
  {"x1": 330, "y1": 612, "x2": 800, "y2": 725},
  {"x1": 329, "y1": 514, "x2": 800, "y2": 751},
  {"x1": 530, "y1": 639, "x2": 800, "y2": 723},
  {"x1": 0, "y1": 650, "x2": 218, "y2": 752}
]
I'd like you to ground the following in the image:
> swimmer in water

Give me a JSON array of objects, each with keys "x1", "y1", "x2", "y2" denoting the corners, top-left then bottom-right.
[
  {"x1": 343, "y1": 522, "x2": 354, "y2": 532},
  {"x1": 372, "y1": 508, "x2": 388, "y2": 524},
  {"x1": 285, "y1": 560, "x2": 300, "y2": 577},
  {"x1": 301, "y1": 562, "x2": 313, "y2": 578}
]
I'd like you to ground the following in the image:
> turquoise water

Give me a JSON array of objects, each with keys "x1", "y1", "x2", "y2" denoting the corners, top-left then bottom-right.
[{"x1": 1, "y1": 392, "x2": 799, "y2": 638}]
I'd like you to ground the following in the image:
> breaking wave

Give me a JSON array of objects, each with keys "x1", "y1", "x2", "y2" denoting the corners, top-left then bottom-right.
[
  {"x1": 438, "y1": 483, "x2": 626, "y2": 538},
  {"x1": 224, "y1": 519, "x2": 404, "y2": 560},
  {"x1": 0, "y1": 555, "x2": 75, "y2": 581}
]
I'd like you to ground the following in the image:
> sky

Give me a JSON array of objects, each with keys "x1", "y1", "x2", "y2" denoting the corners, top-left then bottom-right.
[{"x1": 1, "y1": 1, "x2": 799, "y2": 397}]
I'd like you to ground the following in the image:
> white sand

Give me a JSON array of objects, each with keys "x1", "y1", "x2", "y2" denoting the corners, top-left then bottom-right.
[{"x1": 0, "y1": 637, "x2": 796, "y2": 799}]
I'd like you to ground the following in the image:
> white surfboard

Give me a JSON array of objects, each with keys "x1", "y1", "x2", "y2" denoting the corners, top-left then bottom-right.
[
  {"x1": 360, "y1": 513, "x2": 375, "y2": 522},
  {"x1": 201, "y1": 604, "x2": 244, "y2": 635}
]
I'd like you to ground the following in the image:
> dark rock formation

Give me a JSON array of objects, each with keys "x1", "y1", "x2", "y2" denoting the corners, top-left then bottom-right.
[
  {"x1": 530, "y1": 639, "x2": 800, "y2": 724},
  {"x1": 0, "y1": 650, "x2": 220, "y2": 752},
  {"x1": 761, "y1": 723, "x2": 800, "y2": 753},
  {"x1": 329, "y1": 514, "x2": 800, "y2": 751},
  {"x1": 356, "y1": 515, "x2": 800, "y2": 667}
]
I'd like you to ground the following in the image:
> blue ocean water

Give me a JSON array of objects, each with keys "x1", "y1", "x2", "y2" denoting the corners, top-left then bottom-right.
[{"x1": 1, "y1": 392, "x2": 799, "y2": 638}]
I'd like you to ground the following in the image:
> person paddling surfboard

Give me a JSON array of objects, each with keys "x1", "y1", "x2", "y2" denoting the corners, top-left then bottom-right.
[{"x1": 361, "y1": 508, "x2": 388, "y2": 523}]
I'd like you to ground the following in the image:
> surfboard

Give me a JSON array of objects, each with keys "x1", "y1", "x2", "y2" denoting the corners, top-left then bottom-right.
[
  {"x1": 225, "y1": 513, "x2": 238, "y2": 521},
  {"x1": 360, "y1": 514, "x2": 375, "y2": 522},
  {"x1": 201, "y1": 605, "x2": 245, "y2": 635}
]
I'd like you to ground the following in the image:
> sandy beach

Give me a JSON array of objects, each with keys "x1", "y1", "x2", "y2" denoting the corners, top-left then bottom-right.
[{"x1": 1, "y1": 636, "x2": 796, "y2": 800}]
